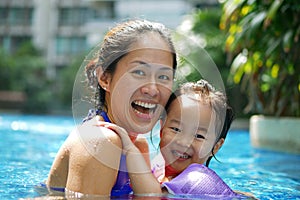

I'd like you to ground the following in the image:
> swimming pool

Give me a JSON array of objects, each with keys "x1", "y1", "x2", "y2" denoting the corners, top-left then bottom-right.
[{"x1": 0, "y1": 113, "x2": 299, "y2": 199}]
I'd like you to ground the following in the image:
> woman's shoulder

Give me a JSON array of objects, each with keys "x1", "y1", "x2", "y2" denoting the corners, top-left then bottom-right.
[{"x1": 76, "y1": 117, "x2": 122, "y2": 145}]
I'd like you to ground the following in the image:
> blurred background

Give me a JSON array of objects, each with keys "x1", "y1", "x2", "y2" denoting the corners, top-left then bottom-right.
[
  {"x1": 1, "y1": 2, "x2": 299, "y2": 198},
  {"x1": 1, "y1": 0, "x2": 295, "y2": 119}
]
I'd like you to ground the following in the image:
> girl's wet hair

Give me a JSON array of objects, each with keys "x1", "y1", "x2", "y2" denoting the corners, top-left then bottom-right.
[
  {"x1": 164, "y1": 79, "x2": 234, "y2": 167},
  {"x1": 85, "y1": 19, "x2": 177, "y2": 112}
]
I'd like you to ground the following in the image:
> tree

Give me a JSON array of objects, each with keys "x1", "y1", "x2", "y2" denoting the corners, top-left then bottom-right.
[{"x1": 221, "y1": 0, "x2": 300, "y2": 117}]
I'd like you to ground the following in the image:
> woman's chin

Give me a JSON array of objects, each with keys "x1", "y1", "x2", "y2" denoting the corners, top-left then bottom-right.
[{"x1": 129, "y1": 123, "x2": 155, "y2": 134}]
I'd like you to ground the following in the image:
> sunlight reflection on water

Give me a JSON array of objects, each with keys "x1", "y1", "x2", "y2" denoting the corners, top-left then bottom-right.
[{"x1": 0, "y1": 114, "x2": 299, "y2": 200}]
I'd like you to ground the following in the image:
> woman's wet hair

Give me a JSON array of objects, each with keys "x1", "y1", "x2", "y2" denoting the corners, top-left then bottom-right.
[
  {"x1": 85, "y1": 19, "x2": 177, "y2": 112},
  {"x1": 163, "y1": 79, "x2": 234, "y2": 167}
]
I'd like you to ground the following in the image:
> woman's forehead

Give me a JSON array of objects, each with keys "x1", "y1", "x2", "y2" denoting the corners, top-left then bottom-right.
[{"x1": 130, "y1": 32, "x2": 172, "y2": 52}]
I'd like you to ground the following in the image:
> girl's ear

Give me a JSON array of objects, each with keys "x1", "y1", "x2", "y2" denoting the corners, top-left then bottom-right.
[
  {"x1": 97, "y1": 67, "x2": 111, "y2": 92},
  {"x1": 212, "y1": 138, "x2": 224, "y2": 155}
]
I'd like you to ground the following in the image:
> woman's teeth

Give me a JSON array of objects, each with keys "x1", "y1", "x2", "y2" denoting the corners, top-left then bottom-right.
[
  {"x1": 132, "y1": 101, "x2": 157, "y2": 115},
  {"x1": 133, "y1": 101, "x2": 156, "y2": 109}
]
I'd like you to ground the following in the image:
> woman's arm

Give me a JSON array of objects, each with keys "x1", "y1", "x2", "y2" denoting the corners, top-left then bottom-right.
[
  {"x1": 46, "y1": 131, "x2": 73, "y2": 188},
  {"x1": 102, "y1": 123, "x2": 162, "y2": 194}
]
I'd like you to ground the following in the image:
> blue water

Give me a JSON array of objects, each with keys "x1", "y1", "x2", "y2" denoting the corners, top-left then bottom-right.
[{"x1": 0, "y1": 114, "x2": 300, "y2": 200}]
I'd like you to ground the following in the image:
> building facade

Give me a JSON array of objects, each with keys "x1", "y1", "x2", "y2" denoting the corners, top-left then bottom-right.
[{"x1": 0, "y1": 0, "x2": 218, "y2": 78}]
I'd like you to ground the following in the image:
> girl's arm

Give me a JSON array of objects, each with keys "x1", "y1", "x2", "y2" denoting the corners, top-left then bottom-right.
[{"x1": 102, "y1": 123, "x2": 162, "y2": 195}]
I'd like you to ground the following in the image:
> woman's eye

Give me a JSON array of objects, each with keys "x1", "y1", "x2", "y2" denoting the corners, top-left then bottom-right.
[
  {"x1": 132, "y1": 70, "x2": 145, "y2": 76},
  {"x1": 158, "y1": 74, "x2": 170, "y2": 81},
  {"x1": 195, "y1": 134, "x2": 205, "y2": 140}
]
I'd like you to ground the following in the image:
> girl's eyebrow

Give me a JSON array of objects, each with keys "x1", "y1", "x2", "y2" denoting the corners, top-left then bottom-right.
[
  {"x1": 170, "y1": 119, "x2": 180, "y2": 125},
  {"x1": 170, "y1": 118, "x2": 208, "y2": 133},
  {"x1": 198, "y1": 127, "x2": 208, "y2": 132},
  {"x1": 132, "y1": 61, "x2": 173, "y2": 71}
]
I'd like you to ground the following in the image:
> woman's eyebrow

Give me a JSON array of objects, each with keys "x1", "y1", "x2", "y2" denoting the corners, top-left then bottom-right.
[{"x1": 132, "y1": 61, "x2": 173, "y2": 71}]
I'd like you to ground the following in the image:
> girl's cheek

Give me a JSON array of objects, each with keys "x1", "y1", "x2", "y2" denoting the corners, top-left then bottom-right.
[{"x1": 197, "y1": 143, "x2": 214, "y2": 159}]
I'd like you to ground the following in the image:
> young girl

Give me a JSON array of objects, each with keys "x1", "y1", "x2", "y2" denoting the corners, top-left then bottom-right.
[{"x1": 102, "y1": 79, "x2": 238, "y2": 197}]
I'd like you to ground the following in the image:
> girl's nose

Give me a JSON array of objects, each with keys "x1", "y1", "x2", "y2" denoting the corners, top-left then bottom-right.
[
  {"x1": 175, "y1": 135, "x2": 192, "y2": 148},
  {"x1": 141, "y1": 83, "x2": 159, "y2": 97}
]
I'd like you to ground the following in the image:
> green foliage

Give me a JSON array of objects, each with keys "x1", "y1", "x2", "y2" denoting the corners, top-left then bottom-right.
[
  {"x1": 0, "y1": 40, "x2": 88, "y2": 114},
  {"x1": 0, "y1": 49, "x2": 15, "y2": 90},
  {"x1": 221, "y1": 0, "x2": 300, "y2": 117},
  {"x1": 175, "y1": 7, "x2": 249, "y2": 117},
  {"x1": 192, "y1": 8, "x2": 226, "y2": 65},
  {"x1": 176, "y1": 8, "x2": 227, "y2": 82},
  {"x1": 0, "y1": 42, "x2": 52, "y2": 113},
  {"x1": 55, "y1": 54, "x2": 85, "y2": 109}
]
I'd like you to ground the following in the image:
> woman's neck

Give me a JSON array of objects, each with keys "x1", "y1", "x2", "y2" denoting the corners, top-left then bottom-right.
[{"x1": 129, "y1": 134, "x2": 137, "y2": 142}]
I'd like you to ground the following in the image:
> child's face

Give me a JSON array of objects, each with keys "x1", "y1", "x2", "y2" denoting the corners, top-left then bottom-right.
[{"x1": 160, "y1": 95, "x2": 218, "y2": 173}]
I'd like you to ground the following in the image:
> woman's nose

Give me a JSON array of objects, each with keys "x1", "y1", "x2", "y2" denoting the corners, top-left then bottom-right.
[{"x1": 141, "y1": 83, "x2": 159, "y2": 97}]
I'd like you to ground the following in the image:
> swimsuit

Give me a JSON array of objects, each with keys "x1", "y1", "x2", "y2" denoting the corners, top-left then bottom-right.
[
  {"x1": 37, "y1": 182, "x2": 65, "y2": 192},
  {"x1": 41, "y1": 110, "x2": 132, "y2": 196},
  {"x1": 98, "y1": 111, "x2": 133, "y2": 196}
]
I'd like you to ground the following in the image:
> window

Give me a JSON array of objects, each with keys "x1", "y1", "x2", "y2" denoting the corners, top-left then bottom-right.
[
  {"x1": 89, "y1": 1, "x2": 115, "y2": 19},
  {"x1": 0, "y1": 8, "x2": 8, "y2": 25},
  {"x1": 58, "y1": 8, "x2": 88, "y2": 26},
  {"x1": 56, "y1": 36, "x2": 87, "y2": 55},
  {"x1": 1, "y1": 7, "x2": 33, "y2": 26},
  {"x1": 0, "y1": 36, "x2": 31, "y2": 53}
]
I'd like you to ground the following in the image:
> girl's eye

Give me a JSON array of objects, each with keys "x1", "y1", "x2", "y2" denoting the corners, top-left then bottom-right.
[
  {"x1": 131, "y1": 70, "x2": 145, "y2": 76},
  {"x1": 194, "y1": 134, "x2": 205, "y2": 140},
  {"x1": 170, "y1": 127, "x2": 181, "y2": 133}
]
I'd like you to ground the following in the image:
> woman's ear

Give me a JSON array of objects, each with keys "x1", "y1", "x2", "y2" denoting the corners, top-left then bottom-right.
[
  {"x1": 97, "y1": 67, "x2": 111, "y2": 92},
  {"x1": 212, "y1": 138, "x2": 224, "y2": 155}
]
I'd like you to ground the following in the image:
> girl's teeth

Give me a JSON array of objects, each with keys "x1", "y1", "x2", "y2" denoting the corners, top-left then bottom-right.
[{"x1": 172, "y1": 150, "x2": 189, "y2": 159}]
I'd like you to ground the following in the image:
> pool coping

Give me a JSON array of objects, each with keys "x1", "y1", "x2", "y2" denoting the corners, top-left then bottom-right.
[{"x1": 230, "y1": 118, "x2": 249, "y2": 130}]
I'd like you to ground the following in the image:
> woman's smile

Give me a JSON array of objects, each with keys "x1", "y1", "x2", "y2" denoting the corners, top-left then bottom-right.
[{"x1": 131, "y1": 100, "x2": 158, "y2": 119}]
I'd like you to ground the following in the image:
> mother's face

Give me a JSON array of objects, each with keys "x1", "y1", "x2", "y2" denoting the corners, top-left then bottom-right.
[{"x1": 104, "y1": 33, "x2": 174, "y2": 134}]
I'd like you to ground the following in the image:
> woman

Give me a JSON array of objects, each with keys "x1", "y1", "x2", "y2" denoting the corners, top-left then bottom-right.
[{"x1": 45, "y1": 19, "x2": 177, "y2": 196}]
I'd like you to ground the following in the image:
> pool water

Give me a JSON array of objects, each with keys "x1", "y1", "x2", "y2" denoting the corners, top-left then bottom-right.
[{"x1": 0, "y1": 114, "x2": 300, "y2": 200}]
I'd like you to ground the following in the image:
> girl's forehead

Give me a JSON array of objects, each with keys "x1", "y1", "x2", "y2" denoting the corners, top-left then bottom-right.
[
  {"x1": 168, "y1": 95, "x2": 214, "y2": 122},
  {"x1": 177, "y1": 95, "x2": 210, "y2": 109},
  {"x1": 167, "y1": 96, "x2": 212, "y2": 120}
]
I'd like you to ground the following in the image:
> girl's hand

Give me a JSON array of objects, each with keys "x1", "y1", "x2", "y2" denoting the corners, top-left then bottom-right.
[{"x1": 96, "y1": 121, "x2": 135, "y2": 154}]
